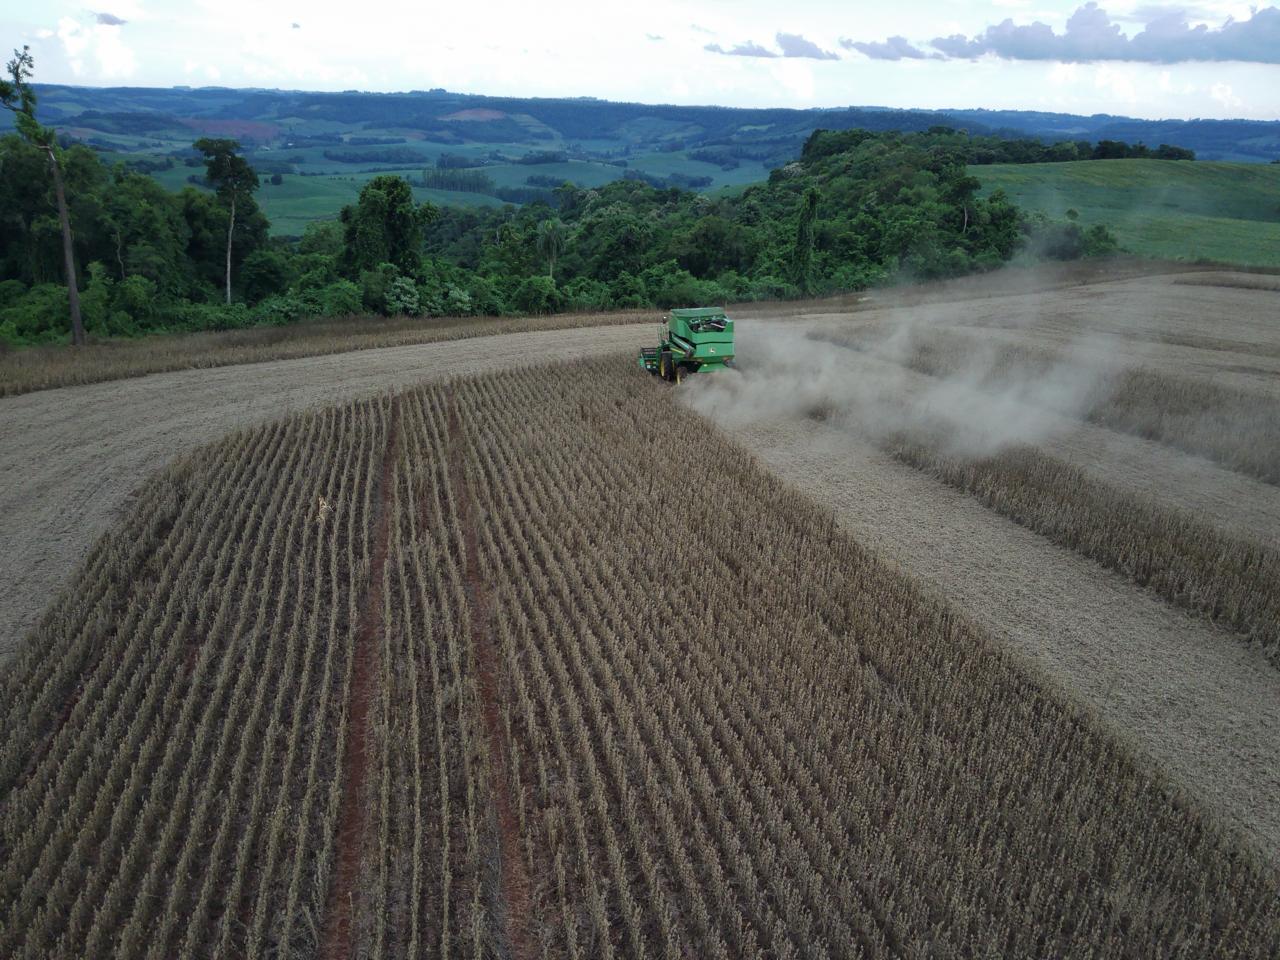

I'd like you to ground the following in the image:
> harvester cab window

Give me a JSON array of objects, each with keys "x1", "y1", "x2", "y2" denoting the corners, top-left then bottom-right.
[{"x1": 689, "y1": 317, "x2": 727, "y2": 333}]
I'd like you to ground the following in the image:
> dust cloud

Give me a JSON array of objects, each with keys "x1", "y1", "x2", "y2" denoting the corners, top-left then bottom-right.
[{"x1": 684, "y1": 314, "x2": 1125, "y2": 459}]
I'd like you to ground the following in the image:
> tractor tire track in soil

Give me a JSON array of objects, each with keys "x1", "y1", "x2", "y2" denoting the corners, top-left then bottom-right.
[
  {"x1": 320, "y1": 399, "x2": 400, "y2": 960},
  {"x1": 447, "y1": 390, "x2": 535, "y2": 960}
]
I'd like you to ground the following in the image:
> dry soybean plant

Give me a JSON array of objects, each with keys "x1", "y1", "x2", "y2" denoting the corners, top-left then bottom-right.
[
  {"x1": 0, "y1": 399, "x2": 388, "y2": 959},
  {"x1": 1101, "y1": 368, "x2": 1280, "y2": 485},
  {"x1": 0, "y1": 357, "x2": 1276, "y2": 959}
]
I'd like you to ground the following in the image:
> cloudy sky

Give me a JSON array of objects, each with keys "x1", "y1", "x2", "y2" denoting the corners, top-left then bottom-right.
[{"x1": 3, "y1": 0, "x2": 1278, "y2": 119}]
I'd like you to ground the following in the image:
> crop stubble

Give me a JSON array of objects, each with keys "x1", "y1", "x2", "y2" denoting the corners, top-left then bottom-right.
[{"x1": 1, "y1": 359, "x2": 1276, "y2": 958}]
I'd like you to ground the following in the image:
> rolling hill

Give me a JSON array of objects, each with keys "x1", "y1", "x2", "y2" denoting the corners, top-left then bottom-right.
[{"x1": 14, "y1": 84, "x2": 1280, "y2": 238}]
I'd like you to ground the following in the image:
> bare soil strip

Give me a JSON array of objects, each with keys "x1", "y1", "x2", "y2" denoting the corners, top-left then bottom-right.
[
  {"x1": 722, "y1": 414, "x2": 1280, "y2": 871},
  {"x1": 0, "y1": 323, "x2": 651, "y2": 658},
  {"x1": 320, "y1": 401, "x2": 399, "y2": 960},
  {"x1": 447, "y1": 393, "x2": 534, "y2": 960},
  {"x1": 1, "y1": 310, "x2": 661, "y2": 399}
]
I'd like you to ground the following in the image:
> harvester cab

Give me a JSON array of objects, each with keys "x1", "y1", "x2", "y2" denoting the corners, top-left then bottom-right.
[{"x1": 639, "y1": 307, "x2": 735, "y2": 383}]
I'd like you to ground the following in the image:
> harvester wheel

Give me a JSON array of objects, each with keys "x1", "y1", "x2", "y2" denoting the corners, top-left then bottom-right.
[
  {"x1": 659, "y1": 352, "x2": 674, "y2": 382},
  {"x1": 674, "y1": 364, "x2": 685, "y2": 385}
]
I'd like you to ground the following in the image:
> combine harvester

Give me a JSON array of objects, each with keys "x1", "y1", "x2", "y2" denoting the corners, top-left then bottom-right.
[{"x1": 639, "y1": 307, "x2": 735, "y2": 383}]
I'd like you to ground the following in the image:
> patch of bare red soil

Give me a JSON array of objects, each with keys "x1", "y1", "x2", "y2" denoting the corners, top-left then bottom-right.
[
  {"x1": 447, "y1": 393, "x2": 535, "y2": 960},
  {"x1": 319, "y1": 401, "x2": 400, "y2": 960}
]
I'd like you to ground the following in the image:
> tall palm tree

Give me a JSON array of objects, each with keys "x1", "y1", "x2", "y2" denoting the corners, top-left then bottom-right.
[{"x1": 535, "y1": 218, "x2": 567, "y2": 280}]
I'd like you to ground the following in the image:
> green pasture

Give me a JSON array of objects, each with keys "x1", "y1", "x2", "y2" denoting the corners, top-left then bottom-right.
[
  {"x1": 626, "y1": 152, "x2": 771, "y2": 189},
  {"x1": 258, "y1": 173, "x2": 505, "y2": 236},
  {"x1": 973, "y1": 159, "x2": 1280, "y2": 267}
]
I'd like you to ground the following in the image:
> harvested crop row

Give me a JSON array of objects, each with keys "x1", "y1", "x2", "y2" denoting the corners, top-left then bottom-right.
[
  {"x1": 799, "y1": 329, "x2": 1280, "y2": 661},
  {"x1": 889, "y1": 436, "x2": 1280, "y2": 664},
  {"x1": 821, "y1": 327, "x2": 1280, "y2": 485},
  {"x1": 1, "y1": 358, "x2": 1277, "y2": 958}
]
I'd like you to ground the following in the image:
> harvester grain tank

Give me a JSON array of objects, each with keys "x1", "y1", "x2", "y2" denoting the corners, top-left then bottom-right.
[{"x1": 638, "y1": 307, "x2": 735, "y2": 383}]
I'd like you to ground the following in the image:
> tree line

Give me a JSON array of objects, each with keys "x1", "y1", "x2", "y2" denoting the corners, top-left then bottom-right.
[{"x1": 1, "y1": 49, "x2": 1122, "y2": 348}]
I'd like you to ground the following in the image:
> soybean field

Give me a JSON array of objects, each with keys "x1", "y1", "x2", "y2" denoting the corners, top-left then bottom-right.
[{"x1": 2, "y1": 267, "x2": 1279, "y2": 958}]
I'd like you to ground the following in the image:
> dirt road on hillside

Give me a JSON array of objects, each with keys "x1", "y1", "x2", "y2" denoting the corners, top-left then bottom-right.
[{"x1": 0, "y1": 323, "x2": 649, "y2": 655}]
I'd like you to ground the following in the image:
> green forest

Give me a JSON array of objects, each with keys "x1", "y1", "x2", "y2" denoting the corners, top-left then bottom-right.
[{"x1": 2, "y1": 66, "x2": 1124, "y2": 347}]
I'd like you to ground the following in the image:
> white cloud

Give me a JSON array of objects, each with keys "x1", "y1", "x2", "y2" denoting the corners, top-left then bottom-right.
[
  {"x1": 771, "y1": 59, "x2": 817, "y2": 100},
  {"x1": 926, "y1": 3, "x2": 1280, "y2": 64},
  {"x1": 103, "y1": 1, "x2": 148, "y2": 20},
  {"x1": 1210, "y1": 80, "x2": 1242, "y2": 108},
  {"x1": 1093, "y1": 63, "x2": 1139, "y2": 101},
  {"x1": 1049, "y1": 61, "x2": 1080, "y2": 84},
  {"x1": 7, "y1": 0, "x2": 1277, "y2": 120},
  {"x1": 56, "y1": 17, "x2": 89, "y2": 74},
  {"x1": 56, "y1": 13, "x2": 137, "y2": 78}
]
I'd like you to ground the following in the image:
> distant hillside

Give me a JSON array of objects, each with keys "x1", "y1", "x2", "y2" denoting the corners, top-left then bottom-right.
[
  {"x1": 34, "y1": 85, "x2": 981, "y2": 234},
  {"x1": 29, "y1": 85, "x2": 1280, "y2": 163},
  {"x1": 28, "y1": 83, "x2": 980, "y2": 177},
  {"x1": 1, "y1": 125, "x2": 1040, "y2": 347},
  {"x1": 973, "y1": 160, "x2": 1280, "y2": 267},
  {"x1": 945, "y1": 109, "x2": 1280, "y2": 164},
  {"x1": 13, "y1": 84, "x2": 1280, "y2": 237}
]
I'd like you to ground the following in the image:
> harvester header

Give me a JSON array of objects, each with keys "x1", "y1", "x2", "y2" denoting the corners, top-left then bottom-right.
[{"x1": 639, "y1": 307, "x2": 735, "y2": 383}]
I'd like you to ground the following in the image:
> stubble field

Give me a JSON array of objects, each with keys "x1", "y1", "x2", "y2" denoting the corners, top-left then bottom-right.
[{"x1": 1, "y1": 266, "x2": 1278, "y2": 957}]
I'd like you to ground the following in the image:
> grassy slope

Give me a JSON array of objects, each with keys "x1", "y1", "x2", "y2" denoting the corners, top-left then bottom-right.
[
  {"x1": 261, "y1": 175, "x2": 505, "y2": 236},
  {"x1": 973, "y1": 159, "x2": 1280, "y2": 266}
]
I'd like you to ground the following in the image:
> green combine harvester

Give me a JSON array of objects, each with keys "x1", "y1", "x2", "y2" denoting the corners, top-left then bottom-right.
[{"x1": 638, "y1": 307, "x2": 735, "y2": 383}]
